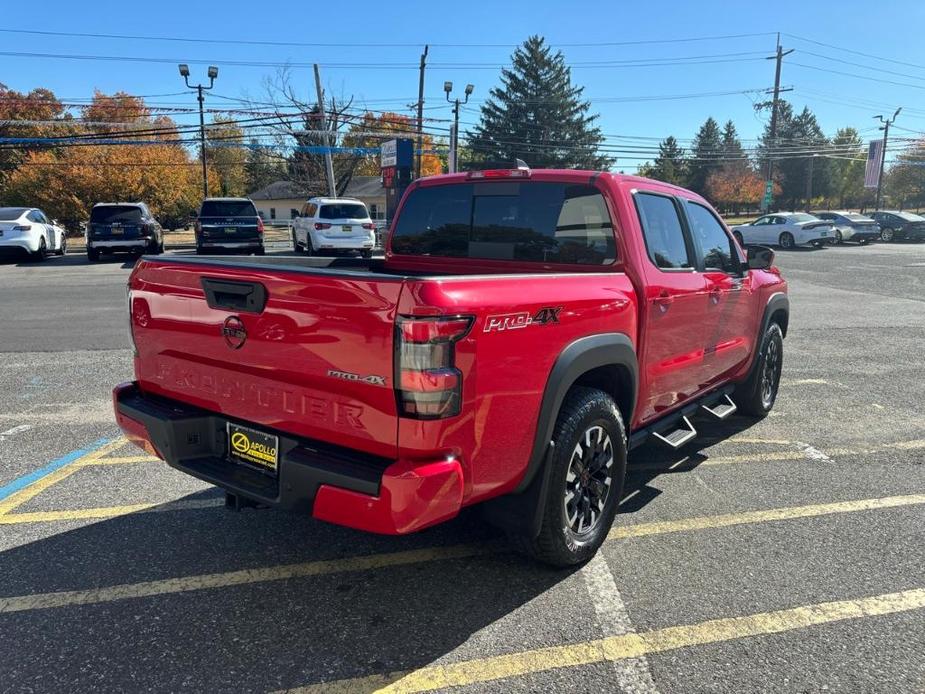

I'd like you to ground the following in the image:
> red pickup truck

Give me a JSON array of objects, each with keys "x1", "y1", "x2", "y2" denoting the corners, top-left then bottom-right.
[{"x1": 114, "y1": 168, "x2": 788, "y2": 566}]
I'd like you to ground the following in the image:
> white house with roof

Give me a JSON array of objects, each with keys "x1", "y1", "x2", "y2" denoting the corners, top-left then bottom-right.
[{"x1": 248, "y1": 177, "x2": 387, "y2": 223}]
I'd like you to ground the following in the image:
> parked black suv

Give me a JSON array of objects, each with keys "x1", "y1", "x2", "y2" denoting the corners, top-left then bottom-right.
[
  {"x1": 869, "y1": 211, "x2": 925, "y2": 242},
  {"x1": 86, "y1": 203, "x2": 163, "y2": 261},
  {"x1": 195, "y1": 198, "x2": 265, "y2": 255}
]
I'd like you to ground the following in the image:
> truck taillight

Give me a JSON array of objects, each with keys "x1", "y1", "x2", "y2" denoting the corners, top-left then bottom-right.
[
  {"x1": 257, "y1": 217, "x2": 264, "y2": 234},
  {"x1": 395, "y1": 316, "x2": 472, "y2": 419}
]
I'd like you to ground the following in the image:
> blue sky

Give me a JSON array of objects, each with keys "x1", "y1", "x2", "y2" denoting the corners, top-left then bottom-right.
[{"x1": 2, "y1": 0, "x2": 924, "y2": 170}]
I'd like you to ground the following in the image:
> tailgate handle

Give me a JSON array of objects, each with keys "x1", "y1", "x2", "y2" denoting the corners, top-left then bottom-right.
[{"x1": 201, "y1": 278, "x2": 268, "y2": 313}]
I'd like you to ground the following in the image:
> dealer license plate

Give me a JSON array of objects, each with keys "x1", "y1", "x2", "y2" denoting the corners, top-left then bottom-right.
[
  {"x1": 227, "y1": 422, "x2": 279, "y2": 474},
  {"x1": 225, "y1": 227, "x2": 237, "y2": 234}
]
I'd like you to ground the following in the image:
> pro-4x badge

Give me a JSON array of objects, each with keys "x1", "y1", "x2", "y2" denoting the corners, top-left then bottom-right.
[{"x1": 484, "y1": 306, "x2": 562, "y2": 332}]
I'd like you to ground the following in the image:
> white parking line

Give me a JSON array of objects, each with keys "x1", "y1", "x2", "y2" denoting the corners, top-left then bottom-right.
[
  {"x1": 581, "y1": 554, "x2": 659, "y2": 693},
  {"x1": 0, "y1": 425, "x2": 32, "y2": 442}
]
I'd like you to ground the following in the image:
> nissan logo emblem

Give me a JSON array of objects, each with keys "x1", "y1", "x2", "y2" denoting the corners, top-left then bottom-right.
[{"x1": 222, "y1": 315, "x2": 247, "y2": 349}]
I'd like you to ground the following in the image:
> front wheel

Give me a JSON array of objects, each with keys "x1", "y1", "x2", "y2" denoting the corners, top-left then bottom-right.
[
  {"x1": 733, "y1": 323, "x2": 784, "y2": 418},
  {"x1": 292, "y1": 229, "x2": 303, "y2": 253},
  {"x1": 779, "y1": 232, "x2": 795, "y2": 249},
  {"x1": 508, "y1": 386, "x2": 627, "y2": 567},
  {"x1": 834, "y1": 229, "x2": 843, "y2": 244},
  {"x1": 881, "y1": 227, "x2": 895, "y2": 242}
]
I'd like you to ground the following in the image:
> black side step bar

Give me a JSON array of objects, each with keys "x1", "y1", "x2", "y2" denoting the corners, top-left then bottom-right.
[{"x1": 628, "y1": 385, "x2": 737, "y2": 451}]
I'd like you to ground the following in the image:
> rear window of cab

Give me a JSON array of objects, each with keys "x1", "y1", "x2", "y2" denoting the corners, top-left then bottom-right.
[{"x1": 391, "y1": 181, "x2": 616, "y2": 265}]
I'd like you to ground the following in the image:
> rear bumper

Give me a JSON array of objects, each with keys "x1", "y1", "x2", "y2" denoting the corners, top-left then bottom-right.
[
  {"x1": 0, "y1": 238, "x2": 39, "y2": 254},
  {"x1": 112, "y1": 382, "x2": 463, "y2": 534},
  {"x1": 309, "y1": 232, "x2": 375, "y2": 251},
  {"x1": 88, "y1": 238, "x2": 152, "y2": 250}
]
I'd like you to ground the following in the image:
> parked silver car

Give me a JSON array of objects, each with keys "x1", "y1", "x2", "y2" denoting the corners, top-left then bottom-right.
[{"x1": 813, "y1": 212, "x2": 879, "y2": 245}]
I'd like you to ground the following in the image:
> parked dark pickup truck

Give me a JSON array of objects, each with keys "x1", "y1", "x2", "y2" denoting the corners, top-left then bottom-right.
[
  {"x1": 195, "y1": 198, "x2": 265, "y2": 255},
  {"x1": 114, "y1": 168, "x2": 789, "y2": 566}
]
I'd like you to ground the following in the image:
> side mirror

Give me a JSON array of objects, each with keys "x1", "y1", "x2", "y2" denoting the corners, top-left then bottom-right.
[
  {"x1": 292, "y1": 212, "x2": 299, "y2": 218},
  {"x1": 747, "y1": 245, "x2": 775, "y2": 270}
]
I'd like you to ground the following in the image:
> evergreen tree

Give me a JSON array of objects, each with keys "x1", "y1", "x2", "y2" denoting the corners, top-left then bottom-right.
[
  {"x1": 759, "y1": 101, "x2": 830, "y2": 209},
  {"x1": 688, "y1": 117, "x2": 723, "y2": 196},
  {"x1": 467, "y1": 36, "x2": 612, "y2": 169},
  {"x1": 721, "y1": 120, "x2": 744, "y2": 163},
  {"x1": 649, "y1": 136, "x2": 688, "y2": 186},
  {"x1": 827, "y1": 127, "x2": 865, "y2": 209}
]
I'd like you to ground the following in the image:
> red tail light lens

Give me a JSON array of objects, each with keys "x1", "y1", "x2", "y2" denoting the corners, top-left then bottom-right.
[
  {"x1": 396, "y1": 316, "x2": 472, "y2": 419},
  {"x1": 361, "y1": 223, "x2": 375, "y2": 230},
  {"x1": 315, "y1": 222, "x2": 331, "y2": 230},
  {"x1": 467, "y1": 169, "x2": 531, "y2": 179},
  {"x1": 257, "y1": 217, "x2": 265, "y2": 234}
]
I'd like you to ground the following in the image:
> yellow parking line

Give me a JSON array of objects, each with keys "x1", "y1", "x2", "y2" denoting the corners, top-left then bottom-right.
[
  {"x1": 0, "y1": 544, "x2": 493, "y2": 614},
  {"x1": 282, "y1": 588, "x2": 925, "y2": 693},
  {"x1": 83, "y1": 455, "x2": 160, "y2": 466},
  {"x1": 0, "y1": 498, "x2": 224, "y2": 524},
  {"x1": 2, "y1": 493, "x2": 923, "y2": 611},
  {"x1": 0, "y1": 438, "x2": 127, "y2": 517},
  {"x1": 609, "y1": 494, "x2": 925, "y2": 540}
]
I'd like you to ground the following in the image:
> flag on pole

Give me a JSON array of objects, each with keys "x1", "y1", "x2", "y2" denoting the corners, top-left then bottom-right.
[{"x1": 864, "y1": 139, "x2": 884, "y2": 189}]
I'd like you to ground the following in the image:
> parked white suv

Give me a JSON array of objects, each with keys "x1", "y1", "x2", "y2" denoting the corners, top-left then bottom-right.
[
  {"x1": 0, "y1": 207, "x2": 67, "y2": 261},
  {"x1": 292, "y1": 198, "x2": 376, "y2": 257}
]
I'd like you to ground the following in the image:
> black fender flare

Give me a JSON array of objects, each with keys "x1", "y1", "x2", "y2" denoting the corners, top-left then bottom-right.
[
  {"x1": 742, "y1": 292, "x2": 789, "y2": 384},
  {"x1": 481, "y1": 333, "x2": 637, "y2": 537}
]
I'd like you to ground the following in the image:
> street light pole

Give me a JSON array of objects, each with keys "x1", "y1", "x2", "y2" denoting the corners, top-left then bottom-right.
[
  {"x1": 179, "y1": 64, "x2": 218, "y2": 199},
  {"x1": 874, "y1": 107, "x2": 901, "y2": 211},
  {"x1": 444, "y1": 81, "x2": 473, "y2": 174}
]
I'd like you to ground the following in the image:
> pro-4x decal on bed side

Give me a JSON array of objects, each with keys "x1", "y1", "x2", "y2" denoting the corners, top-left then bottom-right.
[{"x1": 484, "y1": 306, "x2": 563, "y2": 333}]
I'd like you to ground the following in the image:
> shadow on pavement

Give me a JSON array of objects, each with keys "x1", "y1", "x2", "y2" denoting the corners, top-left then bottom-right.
[{"x1": 0, "y1": 415, "x2": 758, "y2": 690}]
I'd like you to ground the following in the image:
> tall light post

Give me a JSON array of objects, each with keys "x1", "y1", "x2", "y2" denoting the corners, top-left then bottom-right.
[
  {"x1": 179, "y1": 63, "x2": 218, "y2": 198},
  {"x1": 874, "y1": 107, "x2": 901, "y2": 211},
  {"x1": 445, "y1": 81, "x2": 473, "y2": 173}
]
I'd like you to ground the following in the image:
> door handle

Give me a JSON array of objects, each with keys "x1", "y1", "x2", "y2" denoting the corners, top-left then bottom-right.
[
  {"x1": 709, "y1": 286, "x2": 723, "y2": 304},
  {"x1": 654, "y1": 291, "x2": 673, "y2": 311}
]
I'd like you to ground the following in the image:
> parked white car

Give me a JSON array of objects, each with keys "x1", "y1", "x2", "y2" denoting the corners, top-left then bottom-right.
[
  {"x1": 292, "y1": 197, "x2": 376, "y2": 257},
  {"x1": 731, "y1": 212, "x2": 835, "y2": 249},
  {"x1": 0, "y1": 207, "x2": 67, "y2": 261}
]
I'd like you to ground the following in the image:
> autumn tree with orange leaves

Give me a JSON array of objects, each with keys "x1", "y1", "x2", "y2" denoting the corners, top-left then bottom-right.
[
  {"x1": 3, "y1": 91, "x2": 212, "y2": 228},
  {"x1": 343, "y1": 111, "x2": 443, "y2": 177}
]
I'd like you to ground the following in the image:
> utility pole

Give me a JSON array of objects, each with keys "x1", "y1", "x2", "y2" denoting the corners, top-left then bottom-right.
[
  {"x1": 763, "y1": 35, "x2": 793, "y2": 212},
  {"x1": 415, "y1": 45, "x2": 428, "y2": 179},
  {"x1": 875, "y1": 107, "x2": 902, "y2": 210},
  {"x1": 444, "y1": 81, "x2": 473, "y2": 173},
  {"x1": 178, "y1": 64, "x2": 218, "y2": 199},
  {"x1": 313, "y1": 63, "x2": 337, "y2": 198}
]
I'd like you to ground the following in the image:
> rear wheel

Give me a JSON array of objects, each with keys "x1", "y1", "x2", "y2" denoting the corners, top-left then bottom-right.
[
  {"x1": 733, "y1": 323, "x2": 784, "y2": 418},
  {"x1": 508, "y1": 387, "x2": 627, "y2": 567},
  {"x1": 881, "y1": 227, "x2": 895, "y2": 242},
  {"x1": 87, "y1": 246, "x2": 100, "y2": 262},
  {"x1": 779, "y1": 232, "x2": 795, "y2": 249},
  {"x1": 254, "y1": 246, "x2": 266, "y2": 256},
  {"x1": 56, "y1": 234, "x2": 67, "y2": 256},
  {"x1": 32, "y1": 237, "x2": 48, "y2": 261}
]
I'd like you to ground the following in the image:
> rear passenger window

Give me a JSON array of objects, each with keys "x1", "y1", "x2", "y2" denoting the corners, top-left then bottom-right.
[
  {"x1": 686, "y1": 202, "x2": 740, "y2": 274},
  {"x1": 634, "y1": 193, "x2": 692, "y2": 270},
  {"x1": 391, "y1": 182, "x2": 616, "y2": 265}
]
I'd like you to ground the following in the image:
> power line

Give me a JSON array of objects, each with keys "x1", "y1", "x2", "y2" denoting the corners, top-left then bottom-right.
[
  {"x1": 783, "y1": 33, "x2": 925, "y2": 71},
  {"x1": 0, "y1": 27, "x2": 777, "y2": 49}
]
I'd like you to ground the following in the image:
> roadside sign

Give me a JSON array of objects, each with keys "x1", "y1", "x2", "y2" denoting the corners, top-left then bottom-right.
[
  {"x1": 380, "y1": 140, "x2": 397, "y2": 168},
  {"x1": 864, "y1": 139, "x2": 883, "y2": 189}
]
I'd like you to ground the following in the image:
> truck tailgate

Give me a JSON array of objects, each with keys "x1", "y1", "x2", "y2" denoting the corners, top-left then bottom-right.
[{"x1": 129, "y1": 258, "x2": 402, "y2": 459}]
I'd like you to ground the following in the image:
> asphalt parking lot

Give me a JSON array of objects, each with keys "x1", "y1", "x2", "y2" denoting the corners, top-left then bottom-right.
[{"x1": 0, "y1": 242, "x2": 923, "y2": 693}]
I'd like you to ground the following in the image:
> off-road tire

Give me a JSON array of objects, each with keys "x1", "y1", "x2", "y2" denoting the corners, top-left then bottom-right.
[
  {"x1": 508, "y1": 386, "x2": 627, "y2": 567},
  {"x1": 733, "y1": 323, "x2": 784, "y2": 417}
]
